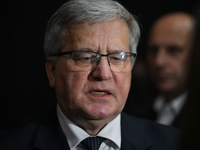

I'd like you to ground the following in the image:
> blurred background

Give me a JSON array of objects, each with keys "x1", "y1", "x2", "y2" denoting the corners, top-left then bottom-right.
[{"x1": 0, "y1": 0, "x2": 198, "y2": 130}]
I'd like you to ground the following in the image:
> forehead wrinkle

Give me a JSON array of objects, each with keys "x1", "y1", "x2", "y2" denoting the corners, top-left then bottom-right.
[
  {"x1": 85, "y1": 22, "x2": 127, "y2": 53},
  {"x1": 65, "y1": 19, "x2": 129, "y2": 53},
  {"x1": 66, "y1": 25, "x2": 98, "y2": 51}
]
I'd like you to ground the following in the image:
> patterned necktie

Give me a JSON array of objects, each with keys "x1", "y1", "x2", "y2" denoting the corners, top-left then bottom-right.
[{"x1": 81, "y1": 136, "x2": 104, "y2": 150}]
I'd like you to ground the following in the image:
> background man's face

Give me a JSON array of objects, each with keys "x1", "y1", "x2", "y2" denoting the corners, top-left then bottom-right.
[
  {"x1": 46, "y1": 19, "x2": 131, "y2": 126},
  {"x1": 147, "y1": 15, "x2": 193, "y2": 94}
]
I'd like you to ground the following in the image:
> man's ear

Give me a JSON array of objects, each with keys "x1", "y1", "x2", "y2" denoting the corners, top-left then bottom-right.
[{"x1": 46, "y1": 57, "x2": 56, "y2": 88}]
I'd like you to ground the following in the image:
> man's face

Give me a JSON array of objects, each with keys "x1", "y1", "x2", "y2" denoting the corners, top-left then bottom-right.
[
  {"x1": 147, "y1": 15, "x2": 193, "y2": 95},
  {"x1": 46, "y1": 19, "x2": 131, "y2": 127}
]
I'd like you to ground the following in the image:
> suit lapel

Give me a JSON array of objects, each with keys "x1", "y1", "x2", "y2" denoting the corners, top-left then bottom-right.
[
  {"x1": 31, "y1": 110, "x2": 70, "y2": 150},
  {"x1": 30, "y1": 110, "x2": 153, "y2": 150},
  {"x1": 121, "y1": 112, "x2": 153, "y2": 150}
]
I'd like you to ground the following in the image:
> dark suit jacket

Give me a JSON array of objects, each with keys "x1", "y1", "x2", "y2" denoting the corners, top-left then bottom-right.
[
  {"x1": 132, "y1": 102, "x2": 186, "y2": 128},
  {"x1": 0, "y1": 109, "x2": 180, "y2": 150}
]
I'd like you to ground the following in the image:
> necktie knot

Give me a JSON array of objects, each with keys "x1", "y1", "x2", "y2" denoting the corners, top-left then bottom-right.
[{"x1": 81, "y1": 136, "x2": 104, "y2": 150}]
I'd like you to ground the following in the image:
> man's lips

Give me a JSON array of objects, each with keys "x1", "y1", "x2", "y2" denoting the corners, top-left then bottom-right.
[
  {"x1": 88, "y1": 89, "x2": 112, "y2": 97},
  {"x1": 153, "y1": 71, "x2": 171, "y2": 79},
  {"x1": 153, "y1": 73, "x2": 172, "y2": 82},
  {"x1": 91, "y1": 91, "x2": 110, "y2": 95}
]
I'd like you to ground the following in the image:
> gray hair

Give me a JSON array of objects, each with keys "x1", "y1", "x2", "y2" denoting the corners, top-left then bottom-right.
[{"x1": 44, "y1": 0, "x2": 140, "y2": 57}]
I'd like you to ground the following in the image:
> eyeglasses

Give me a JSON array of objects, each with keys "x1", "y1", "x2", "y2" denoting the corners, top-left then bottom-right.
[{"x1": 52, "y1": 51, "x2": 137, "y2": 72}]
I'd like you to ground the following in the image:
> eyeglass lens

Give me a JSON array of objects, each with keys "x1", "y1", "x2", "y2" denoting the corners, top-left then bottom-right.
[{"x1": 68, "y1": 51, "x2": 135, "y2": 72}]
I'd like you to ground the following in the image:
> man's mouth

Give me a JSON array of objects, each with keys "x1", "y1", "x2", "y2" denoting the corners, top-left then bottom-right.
[
  {"x1": 88, "y1": 90, "x2": 112, "y2": 99},
  {"x1": 92, "y1": 91, "x2": 109, "y2": 95}
]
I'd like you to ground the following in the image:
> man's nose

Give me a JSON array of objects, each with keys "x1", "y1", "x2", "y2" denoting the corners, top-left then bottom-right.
[
  {"x1": 154, "y1": 49, "x2": 168, "y2": 67},
  {"x1": 91, "y1": 57, "x2": 112, "y2": 80}
]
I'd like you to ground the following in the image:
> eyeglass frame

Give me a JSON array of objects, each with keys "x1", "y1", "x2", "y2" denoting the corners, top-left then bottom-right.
[{"x1": 51, "y1": 50, "x2": 137, "y2": 72}]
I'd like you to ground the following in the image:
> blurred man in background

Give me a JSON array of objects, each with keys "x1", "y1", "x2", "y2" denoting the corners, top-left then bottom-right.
[{"x1": 133, "y1": 12, "x2": 196, "y2": 128}]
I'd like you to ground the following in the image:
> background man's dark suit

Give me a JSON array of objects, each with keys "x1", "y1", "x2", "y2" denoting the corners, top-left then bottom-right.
[
  {"x1": 0, "y1": 110, "x2": 180, "y2": 150},
  {"x1": 132, "y1": 102, "x2": 186, "y2": 128}
]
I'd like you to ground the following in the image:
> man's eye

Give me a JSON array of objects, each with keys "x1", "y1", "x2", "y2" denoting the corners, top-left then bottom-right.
[
  {"x1": 73, "y1": 52, "x2": 92, "y2": 60},
  {"x1": 148, "y1": 46, "x2": 158, "y2": 54},
  {"x1": 81, "y1": 57, "x2": 91, "y2": 60},
  {"x1": 78, "y1": 56, "x2": 92, "y2": 62},
  {"x1": 167, "y1": 46, "x2": 182, "y2": 54},
  {"x1": 112, "y1": 57, "x2": 121, "y2": 60},
  {"x1": 110, "y1": 56, "x2": 122, "y2": 62}
]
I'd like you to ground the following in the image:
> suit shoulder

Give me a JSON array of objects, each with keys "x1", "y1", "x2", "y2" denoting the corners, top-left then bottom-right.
[
  {"x1": 121, "y1": 112, "x2": 181, "y2": 149},
  {"x1": 122, "y1": 112, "x2": 180, "y2": 132},
  {"x1": 0, "y1": 117, "x2": 42, "y2": 149},
  {"x1": 0, "y1": 110, "x2": 55, "y2": 150}
]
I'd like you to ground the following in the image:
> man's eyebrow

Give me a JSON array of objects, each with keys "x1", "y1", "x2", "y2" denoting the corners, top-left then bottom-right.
[
  {"x1": 75, "y1": 48, "x2": 96, "y2": 52},
  {"x1": 108, "y1": 49, "x2": 128, "y2": 53},
  {"x1": 74, "y1": 48, "x2": 127, "y2": 53},
  {"x1": 112, "y1": 49, "x2": 124, "y2": 52}
]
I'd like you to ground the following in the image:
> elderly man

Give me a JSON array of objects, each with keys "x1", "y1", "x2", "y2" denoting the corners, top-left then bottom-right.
[
  {"x1": 0, "y1": 0, "x2": 180, "y2": 149},
  {"x1": 134, "y1": 12, "x2": 195, "y2": 128}
]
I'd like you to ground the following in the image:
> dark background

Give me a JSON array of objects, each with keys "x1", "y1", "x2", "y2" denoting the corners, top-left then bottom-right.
[{"x1": 1, "y1": 0, "x2": 198, "y2": 130}]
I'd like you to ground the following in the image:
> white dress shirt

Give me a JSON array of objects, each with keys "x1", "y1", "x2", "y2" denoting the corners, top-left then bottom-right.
[
  {"x1": 57, "y1": 104, "x2": 121, "y2": 150},
  {"x1": 153, "y1": 92, "x2": 187, "y2": 125}
]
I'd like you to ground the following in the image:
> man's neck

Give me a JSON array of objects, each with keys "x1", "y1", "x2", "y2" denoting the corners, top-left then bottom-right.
[
  {"x1": 161, "y1": 89, "x2": 187, "y2": 102},
  {"x1": 58, "y1": 103, "x2": 118, "y2": 136}
]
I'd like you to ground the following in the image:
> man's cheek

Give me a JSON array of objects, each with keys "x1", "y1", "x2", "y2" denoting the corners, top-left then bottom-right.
[{"x1": 69, "y1": 72, "x2": 89, "y2": 88}]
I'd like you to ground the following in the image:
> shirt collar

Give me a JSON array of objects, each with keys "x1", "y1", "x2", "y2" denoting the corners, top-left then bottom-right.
[
  {"x1": 153, "y1": 92, "x2": 188, "y2": 115},
  {"x1": 57, "y1": 104, "x2": 121, "y2": 149}
]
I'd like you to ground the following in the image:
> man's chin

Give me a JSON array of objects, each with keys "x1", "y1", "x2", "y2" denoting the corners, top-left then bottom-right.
[
  {"x1": 157, "y1": 83, "x2": 175, "y2": 94},
  {"x1": 84, "y1": 107, "x2": 116, "y2": 121}
]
